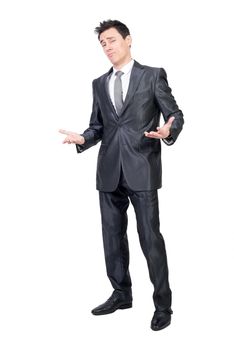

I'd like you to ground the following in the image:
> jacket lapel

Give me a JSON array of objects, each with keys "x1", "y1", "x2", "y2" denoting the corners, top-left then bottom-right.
[
  {"x1": 120, "y1": 61, "x2": 144, "y2": 115},
  {"x1": 104, "y1": 69, "x2": 116, "y2": 115}
]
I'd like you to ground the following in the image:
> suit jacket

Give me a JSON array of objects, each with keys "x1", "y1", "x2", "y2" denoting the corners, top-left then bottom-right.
[{"x1": 76, "y1": 60, "x2": 184, "y2": 191}]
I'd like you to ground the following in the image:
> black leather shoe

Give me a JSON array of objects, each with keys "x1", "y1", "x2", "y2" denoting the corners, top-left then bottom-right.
[
  {"x1": 91, "y1": 291, "x2": 132, "y2": 316},
  {"x1": 151, "y1": 309, "x2": 173, "y2": 331}
]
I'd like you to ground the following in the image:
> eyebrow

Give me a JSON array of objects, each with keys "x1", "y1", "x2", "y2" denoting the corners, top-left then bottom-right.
[{"x1": 100, "y1": 36, "x2": 116, "y2": 44}]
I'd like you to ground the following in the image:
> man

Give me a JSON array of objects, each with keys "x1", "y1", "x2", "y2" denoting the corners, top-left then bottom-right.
[{"x1": 59, "y1": 20, "x2": 184, "y2": 331}]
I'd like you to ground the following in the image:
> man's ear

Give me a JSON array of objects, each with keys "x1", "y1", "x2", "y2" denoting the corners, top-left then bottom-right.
[{"x1": 126, "y1": 35, "x2": 132, "y2": 48}]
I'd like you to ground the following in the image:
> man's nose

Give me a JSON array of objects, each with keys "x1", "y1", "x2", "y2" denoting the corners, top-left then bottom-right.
[{"x1": 105, "y1": 44, "x2": 112, "y2": 52}]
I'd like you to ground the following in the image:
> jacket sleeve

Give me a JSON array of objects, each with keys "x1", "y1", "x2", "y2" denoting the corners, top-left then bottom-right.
[
  {"x1": 154, "y1": 68, "x2": 184, "y2": 146},
  {"x1": 76, "y1": 80, "x2": 103, "y2": 153}
]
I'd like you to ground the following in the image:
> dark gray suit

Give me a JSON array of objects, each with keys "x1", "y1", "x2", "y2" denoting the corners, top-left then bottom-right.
[
  {"x1": 76, "y1": 60, "x2": 184, "y2": 191},
  {"x1": 76, "y1": 60, "x2": 184, "y2": 312}
]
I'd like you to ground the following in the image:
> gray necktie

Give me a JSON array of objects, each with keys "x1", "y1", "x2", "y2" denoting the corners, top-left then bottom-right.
[{"x1": 114, "y1": 71, "x2": 124, "y2": 115}]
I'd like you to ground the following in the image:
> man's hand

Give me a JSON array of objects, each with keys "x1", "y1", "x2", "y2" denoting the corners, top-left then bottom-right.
[
  {"x1": 59, "y1": 129, "x2": 85, "y2": 144},
  {"x1": 144, "y1": 116, "x2": 175, "y2": 139}
]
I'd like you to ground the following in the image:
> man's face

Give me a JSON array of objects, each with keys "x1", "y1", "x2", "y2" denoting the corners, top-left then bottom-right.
[{"x1": 99, "y1": 27, "x2": 132, "y2": 67}]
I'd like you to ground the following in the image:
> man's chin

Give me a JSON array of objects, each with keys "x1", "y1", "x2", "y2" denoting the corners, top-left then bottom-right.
[{"x1": 108, "y1": 57, "x2": 116, "y2": 65}]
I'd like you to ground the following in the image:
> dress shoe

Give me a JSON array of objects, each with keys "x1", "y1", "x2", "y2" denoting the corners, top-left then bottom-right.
[
  {"x1": 151, "y1": 309, "x2": 173, "y2": 331},
  {"x1": 91, "y1": 291, "x2": 132, "y2": 315}
]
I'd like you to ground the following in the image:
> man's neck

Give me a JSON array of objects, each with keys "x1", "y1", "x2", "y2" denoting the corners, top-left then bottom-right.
[{"x1": 113, "y1": 57, "x2": 133, "y2": 70}]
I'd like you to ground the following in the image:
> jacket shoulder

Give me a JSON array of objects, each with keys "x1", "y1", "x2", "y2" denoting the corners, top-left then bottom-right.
[
  {"x1": 134, "y1": 62, "x2": 167, "y2": 78},
  {"x1": 92, "y1": 71, "x2": 110, "y2": 89},
  {"x1": 139, "y1": 64, "x2": 160, "y2": 71}
]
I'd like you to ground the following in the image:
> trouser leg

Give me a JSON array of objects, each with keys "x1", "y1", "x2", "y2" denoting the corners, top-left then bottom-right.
[
  {"x1": 99, "y1": 186, "x2": 132, "y2": 296},
  {"x1": 129, "y1": 190, "x2": 172, "y2": 312}
]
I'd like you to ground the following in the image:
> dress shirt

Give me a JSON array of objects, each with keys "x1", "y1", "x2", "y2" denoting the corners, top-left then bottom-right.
[{"x1": 109, "y1": 59, "x2": 134, "y2": 110}]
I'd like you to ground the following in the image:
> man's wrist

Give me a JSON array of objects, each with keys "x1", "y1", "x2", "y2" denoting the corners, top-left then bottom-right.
[
  {"x1": 78, "y1": 134, "x2": 85, "y2": 145},
  {"x1": 79, "y1": 136, "x2": 85, "y2": 144}
]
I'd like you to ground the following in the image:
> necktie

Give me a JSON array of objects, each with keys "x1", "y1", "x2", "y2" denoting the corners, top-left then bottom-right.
[{"x1": 114, "y1": 71, "x2": 124, "y2": 115}]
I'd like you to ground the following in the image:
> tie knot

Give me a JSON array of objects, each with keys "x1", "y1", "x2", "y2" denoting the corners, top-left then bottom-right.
[{"x1": 115, "y1": 71, "x2": 124, "y2": 78}]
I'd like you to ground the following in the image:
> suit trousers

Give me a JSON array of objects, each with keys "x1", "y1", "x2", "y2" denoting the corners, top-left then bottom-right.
[{"x1": 98, "y1": 166, "x2": 172, "y2": 312}]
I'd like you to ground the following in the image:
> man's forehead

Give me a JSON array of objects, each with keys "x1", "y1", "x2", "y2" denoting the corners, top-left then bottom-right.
[{"x1": 99, "y1": 28, "x2": 121, "y2": 41}]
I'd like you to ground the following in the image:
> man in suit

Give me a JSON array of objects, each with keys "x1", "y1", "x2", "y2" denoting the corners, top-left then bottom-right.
[{"x1": 59, "y1": 19, "x2": 184, "y2": 331}]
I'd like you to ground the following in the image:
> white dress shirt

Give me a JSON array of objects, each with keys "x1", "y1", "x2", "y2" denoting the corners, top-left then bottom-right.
[{"x1": 109, "y1": 59, "x2": 134, "y2": 111}]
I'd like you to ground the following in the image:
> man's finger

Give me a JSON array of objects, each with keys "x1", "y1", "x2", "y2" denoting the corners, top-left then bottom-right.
[
  {"x1": 145, "y1": 131, "x2": 159, "y2": 136},
  {"x1": 145, "y1": 131, "x2": 162, "y2": 138},
  {"x1": 59, "y1": 129, "x2": 73, "y2": 135},
  {"x1": 166, "y1": 116, "x2": 175, "y2": 126}
]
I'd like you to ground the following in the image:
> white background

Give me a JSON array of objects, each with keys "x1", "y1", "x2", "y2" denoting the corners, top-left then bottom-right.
[{"x1": 0, "y1": 0, "x2": 234, "y2": 349}]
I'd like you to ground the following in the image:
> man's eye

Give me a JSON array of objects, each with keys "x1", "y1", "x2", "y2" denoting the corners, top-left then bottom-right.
[{"x1": 110, "y1": 39, "x2": 116, "y2": 43}]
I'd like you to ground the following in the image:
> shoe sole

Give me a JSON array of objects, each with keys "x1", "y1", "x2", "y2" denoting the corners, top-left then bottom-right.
[{"x1": 92, "y1": 302, "x2": 132, "y2": 316}]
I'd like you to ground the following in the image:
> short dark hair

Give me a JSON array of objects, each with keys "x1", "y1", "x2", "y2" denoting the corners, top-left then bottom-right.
[{"x1": 95, "y1": 20, "x2": 130, "y2": 40}]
